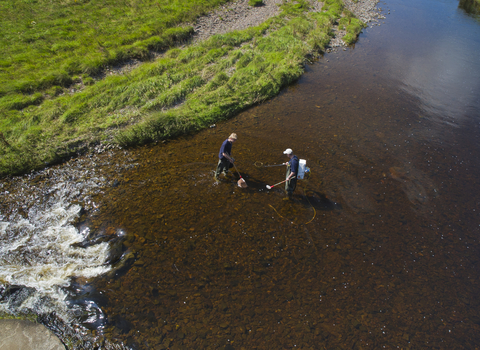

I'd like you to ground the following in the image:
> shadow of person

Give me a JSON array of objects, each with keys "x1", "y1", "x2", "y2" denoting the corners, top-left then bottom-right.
[{"x1": 299, "y1": 189, "x2": 342, "y2": 211}]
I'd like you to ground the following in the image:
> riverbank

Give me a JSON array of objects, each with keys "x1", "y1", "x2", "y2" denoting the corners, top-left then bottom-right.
[
  {"x1": 191, "y1": 0, "x2": 382, "y2": 47},
  {"x1": 0, "y1": 0, "x2": 381, "y2": 177}
]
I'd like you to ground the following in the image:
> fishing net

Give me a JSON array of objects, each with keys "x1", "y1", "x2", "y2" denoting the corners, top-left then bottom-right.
[{"x1": 237, "y1": 178, "x2": 248, "y2": 188}]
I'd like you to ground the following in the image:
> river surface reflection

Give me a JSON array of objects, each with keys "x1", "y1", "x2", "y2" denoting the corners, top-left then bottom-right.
[{"x1": 2, "y1": 0, "x2": 480, "y2": 348}]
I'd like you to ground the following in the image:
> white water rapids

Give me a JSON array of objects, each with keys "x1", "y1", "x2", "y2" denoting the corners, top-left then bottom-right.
[{"x1": 0, "y1": 156, "x2": 115, "y2": 328}]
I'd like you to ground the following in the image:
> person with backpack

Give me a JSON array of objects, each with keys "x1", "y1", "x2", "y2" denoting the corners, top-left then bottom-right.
[{"x1": 283, "y1": 148, "x2": 298, "y2": 200}]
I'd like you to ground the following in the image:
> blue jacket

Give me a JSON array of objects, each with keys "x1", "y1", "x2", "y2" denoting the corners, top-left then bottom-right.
[
  {"x1": 288, "y1": 155, "x2": 299, "y2": 176},
  {"x1": 218, "y1": 139, "x2": 232, "y2": 159}
]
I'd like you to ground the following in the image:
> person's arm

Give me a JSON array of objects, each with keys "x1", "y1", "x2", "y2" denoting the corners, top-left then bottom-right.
[{"x1": 222, "y1": 152, "x2": 234, "y2": 163}]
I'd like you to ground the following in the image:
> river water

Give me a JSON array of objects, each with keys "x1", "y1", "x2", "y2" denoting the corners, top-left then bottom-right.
[{"x1": 1, "y1": 0, "x2": 480, "y2": 348}]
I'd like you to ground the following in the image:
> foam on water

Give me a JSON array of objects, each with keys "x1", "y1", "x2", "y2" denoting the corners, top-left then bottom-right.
[
  {"x1": 0, "y1": 159, "x2": 113, "y2": 327},
  {"x1": 0, "y1": 205, "x2": 110, "y2": 321}
]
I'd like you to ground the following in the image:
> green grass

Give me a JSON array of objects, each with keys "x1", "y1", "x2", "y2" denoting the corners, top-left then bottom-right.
[
  {"x1": 0, "y1": 0, "x2": 226, "y2": 103},
  {"x1": 338, "y1": 9, "x2": 366, "y2": 44},
  {"x1": 248, "y1": 0, "x2": 264, "y2": 7},
  {"x1": 0, "y1": 0, "x2": 366, "y2": 176}
]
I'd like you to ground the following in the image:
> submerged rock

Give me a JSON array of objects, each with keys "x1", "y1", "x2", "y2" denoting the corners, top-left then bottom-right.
[{"x1": 0, "y1": 319, "x2": 64, "y2": 350}]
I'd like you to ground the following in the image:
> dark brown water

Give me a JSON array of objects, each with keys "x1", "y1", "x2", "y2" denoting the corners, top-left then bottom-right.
[{"x1": 2, "y1": 0, "x2": 480, "y2": 348}]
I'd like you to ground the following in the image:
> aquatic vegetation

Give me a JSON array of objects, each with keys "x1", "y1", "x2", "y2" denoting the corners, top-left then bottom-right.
[{"x1": 0, "y1": 0, "x2": 366, "y2": 176}]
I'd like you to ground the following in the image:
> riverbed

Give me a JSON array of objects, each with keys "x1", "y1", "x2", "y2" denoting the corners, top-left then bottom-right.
[{"x1": 1, "y1": 0, "x2": 480, "y2": 348}]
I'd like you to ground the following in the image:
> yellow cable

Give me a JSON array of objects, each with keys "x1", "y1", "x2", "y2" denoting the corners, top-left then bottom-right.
[
  {"x1": 268, "y1": 204, "x2": 285, "y2": 219},
  {"x1": 268, "y1": 192, "x2": 316, "y2": 225},
  {"x1": 265, "y1": 166, "x2": 315, "y2": 225},
  {"x1": 303, "y1": 189, "x2": 316, "y2": 225}
]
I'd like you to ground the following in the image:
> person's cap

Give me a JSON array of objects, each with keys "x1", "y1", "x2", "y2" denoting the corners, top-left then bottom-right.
[
  {"x1": 229, "y1": 133, "x2": 237, "y2": 140},
  {"x1": 283, "y1": 148, "x2": 293, "y2": 155}
]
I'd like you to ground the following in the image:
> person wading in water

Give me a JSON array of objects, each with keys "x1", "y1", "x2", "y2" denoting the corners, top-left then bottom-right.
[
  {"x1": 214, "y1": 133, "x2": 237, "y2": 181},
  {"x1": 283, "y1": 148, "x2": 298, "y2": 200}
]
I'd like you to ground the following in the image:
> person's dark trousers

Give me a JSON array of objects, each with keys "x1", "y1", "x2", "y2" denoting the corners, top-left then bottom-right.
[
  {"x1": 285, "y1": 169, "x2": 297, "y2": 197},
  {"x1": 215, "y1": 158, "x2": 232, "y2": 178}
]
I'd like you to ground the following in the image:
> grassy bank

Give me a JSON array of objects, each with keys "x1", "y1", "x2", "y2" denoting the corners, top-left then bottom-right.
[
  {"x1": 0, "y1": 0, "x2": 224, "y2": 99},
  {"x1": 0, "y1": 0, "x2": 365, "y2": 176},
  {"x1": 459, "y1": 0, "x2": 480, "y2": 13}
]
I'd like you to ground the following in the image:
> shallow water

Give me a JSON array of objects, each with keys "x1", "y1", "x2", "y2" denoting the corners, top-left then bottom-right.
[{"x1": 2, "y1": 0, "x2": 480, "y2": 348}]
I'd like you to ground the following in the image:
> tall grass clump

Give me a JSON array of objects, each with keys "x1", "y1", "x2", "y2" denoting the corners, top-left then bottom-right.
[
  {"x1": 0, "y1": 0, "x2": 366, "y2": 176},
  {"x1": 338, "y1": 9, "x2": 367, "y2": 44}
]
